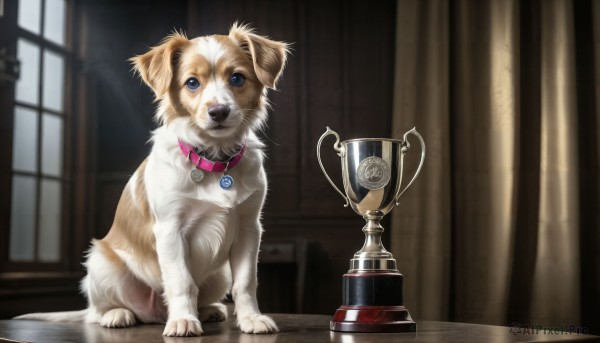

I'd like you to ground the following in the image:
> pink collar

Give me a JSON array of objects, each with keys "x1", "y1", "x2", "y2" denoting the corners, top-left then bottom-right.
[{"x1": 178, "y1": 139, "x2": 246, "y2": 173}]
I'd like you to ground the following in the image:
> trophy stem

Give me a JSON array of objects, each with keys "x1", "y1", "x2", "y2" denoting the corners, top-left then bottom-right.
[
  {"x1": 333, "y1": 210, "x2": 417, "y2": 333},
  {"x1": 349, "y1": 211, "x2": 398, "y2": 273}
]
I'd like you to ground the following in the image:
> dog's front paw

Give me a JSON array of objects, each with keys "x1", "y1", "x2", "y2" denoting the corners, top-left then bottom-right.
[
  {"x1": 163, "y1": 316, "x2": 203, "y2": 337},
  {"x1": 238, "y1": 314, "x2": 279, "y2": 334},
  {"x1": 99, "y1": 308, "x2": 136, "y2": 328}
]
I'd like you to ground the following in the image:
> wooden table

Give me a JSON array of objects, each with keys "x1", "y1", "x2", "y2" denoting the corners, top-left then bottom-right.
[{"x1": 0, "y1": 314, "x2": 598, "y2": 343}]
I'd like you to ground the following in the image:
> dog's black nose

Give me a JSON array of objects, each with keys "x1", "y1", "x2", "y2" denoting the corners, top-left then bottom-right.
[{"x1": 207, "y1": 104, "x2": 230, "y2": 122}]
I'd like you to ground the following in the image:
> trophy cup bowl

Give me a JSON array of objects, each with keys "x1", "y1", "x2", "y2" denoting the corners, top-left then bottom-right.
[{"x1": 317, "y1": 126, "x2": 425, "y2": 333}]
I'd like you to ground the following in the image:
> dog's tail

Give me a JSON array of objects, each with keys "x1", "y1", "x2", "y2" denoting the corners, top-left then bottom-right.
[{"x1": 13, "y1": 309, "x2": 88, "y2": 322}]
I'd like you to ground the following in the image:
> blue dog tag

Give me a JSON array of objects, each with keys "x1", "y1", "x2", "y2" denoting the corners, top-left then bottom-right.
[{"x1": 220, "y1": 175, "x2": 234, "y2": 190}]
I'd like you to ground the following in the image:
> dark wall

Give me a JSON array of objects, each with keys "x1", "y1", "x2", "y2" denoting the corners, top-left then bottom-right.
[
  {"x1": 84, "y1": 0, "x2": 188, "y2": 172},
  {"x1": 86, "y1": 0, "x2": 396, "y2": 315},
  {"x1": 80, "y1": 0, "x2": 188, "y2": 236}
]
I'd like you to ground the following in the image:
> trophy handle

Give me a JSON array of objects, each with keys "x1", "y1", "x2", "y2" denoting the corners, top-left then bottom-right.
[
  {"x1": 317, "y1": 127, "x2": 350, "y2": 207},
  {"x1": 395, "y1": 127, "x2": 426, "y2": 206}
]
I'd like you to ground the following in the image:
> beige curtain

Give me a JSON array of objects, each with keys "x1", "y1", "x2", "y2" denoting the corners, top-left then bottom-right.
[{"x1": 391, "y1": 0, "x2": 600, "y2": 330}]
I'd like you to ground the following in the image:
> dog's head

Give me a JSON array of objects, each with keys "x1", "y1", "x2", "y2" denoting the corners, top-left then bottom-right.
[{"x1": 131, "y1": 23, "x2": 289, "y2": 151}]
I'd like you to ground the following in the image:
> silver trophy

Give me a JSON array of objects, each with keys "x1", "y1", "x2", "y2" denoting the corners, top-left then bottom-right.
[{"x1": 317, "y1": 126, "x2": 425, "y2": 333}]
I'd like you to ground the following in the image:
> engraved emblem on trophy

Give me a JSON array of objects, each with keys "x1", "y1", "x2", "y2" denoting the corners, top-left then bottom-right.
[{"x1": 317, "y1": 126, "x2": 425, "y2": 333}]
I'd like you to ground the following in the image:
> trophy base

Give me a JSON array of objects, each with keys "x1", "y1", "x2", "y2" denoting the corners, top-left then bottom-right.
[
  {"x1": 330, "y1": 272, "x2": 416, "y2": 333},
  {"x1": 330, "y1": 305, "x2": 416, "y2": 333}
]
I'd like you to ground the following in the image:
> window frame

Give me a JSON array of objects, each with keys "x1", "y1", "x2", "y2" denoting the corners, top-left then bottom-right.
[{"x1": 1, "y1": 0, "x2": 75, "y2": 273}]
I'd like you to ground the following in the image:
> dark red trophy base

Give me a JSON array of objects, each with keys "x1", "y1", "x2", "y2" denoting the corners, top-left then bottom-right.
[{"x1": 330, "y1": 272, "x2": 417, "y2": 333}]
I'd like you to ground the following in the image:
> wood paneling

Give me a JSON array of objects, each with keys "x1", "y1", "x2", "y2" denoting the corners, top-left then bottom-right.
[{"x1": 0, "y1": 273, "x2": 86, "y2": 318}]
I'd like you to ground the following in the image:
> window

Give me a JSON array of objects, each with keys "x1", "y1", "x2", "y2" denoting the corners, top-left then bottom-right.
[{"x1": 9, "y1": 0, "x2": 69, "y2": 265}]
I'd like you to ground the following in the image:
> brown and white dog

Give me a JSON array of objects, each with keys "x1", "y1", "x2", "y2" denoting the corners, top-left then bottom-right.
[{"x1": 15, "y1": 23, "x2": 289, "y2": 337}]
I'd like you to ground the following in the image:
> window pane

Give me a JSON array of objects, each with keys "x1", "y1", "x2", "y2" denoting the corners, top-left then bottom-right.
[
  {"x1": 41, "y1": 113, "x2": 63, "y2": 176},
  {"x1": 10, "y1": 175, "x2": 37, "y2": 262},
  {"x1": 18, "y1": 0, "x2": 41, "y2": 34},
  {"x1": 38, "y1": 179, "x2": 62, "y2": 262},
  {"x1": 42, "y1": 50, "x2": 65, "y2": 112},
  {"x1": 44, "y1": 0, "x2": 66, "y2": 46},
  {"x1": 15, "y1": 38, "x2": 40, "y2": 105},
  {"x1": 12, "y1": 106, "x2": 39, "y2": 173}
]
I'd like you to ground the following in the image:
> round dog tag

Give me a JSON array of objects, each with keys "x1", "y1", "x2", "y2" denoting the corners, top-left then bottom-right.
[
  {"x1": 190, "y1": 169, "x2": 205, "y2": 183},
  {"x1": 220, "y1": 175, "x2": 234, "y2": 190}
]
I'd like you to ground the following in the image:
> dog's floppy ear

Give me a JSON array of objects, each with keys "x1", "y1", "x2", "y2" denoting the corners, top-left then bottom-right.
[
  {"x1": 130, "y1": 31, "x2": 189, "y2": 98},
  {"x1": 229, "y1": 23, "x2": 289, "y2": 90}
]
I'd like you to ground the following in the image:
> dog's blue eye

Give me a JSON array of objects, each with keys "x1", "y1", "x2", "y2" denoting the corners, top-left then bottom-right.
[
  {"x1": 186, "y1": 77, "x2": 200, "y2": 91},
  {"x1": 229, "y1": 73, "x2": 246, "y2": 87}
]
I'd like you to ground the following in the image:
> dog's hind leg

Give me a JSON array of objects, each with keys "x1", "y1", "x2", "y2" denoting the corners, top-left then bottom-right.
[
  {"x1": 83, "y1": 240, "x2": 166, "y2": 327},
  {"x1": 197, "y1": 266, "x2": 231, "y2": 322},
  {"x1": 198, "y1": 303, "x2": 228, "y2": 323},
  {"x1": 83, "y1": 244, "x2": 138, "y2": 328}
]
